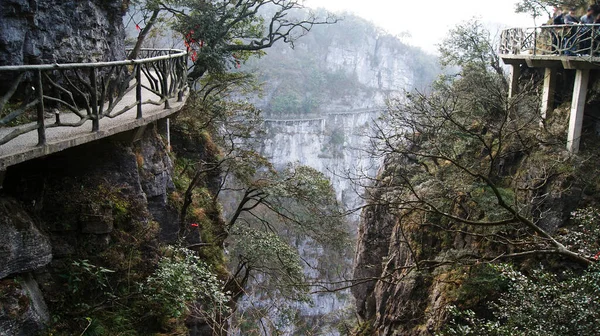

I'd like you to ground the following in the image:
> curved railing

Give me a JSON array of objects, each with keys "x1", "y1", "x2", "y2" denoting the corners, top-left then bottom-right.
[
  {"x1": 0, "y1": 48, "x2": 188, "y2": 148},
  {"x1": 500, "y1": 24, "x2": 600, "y2": 57}
]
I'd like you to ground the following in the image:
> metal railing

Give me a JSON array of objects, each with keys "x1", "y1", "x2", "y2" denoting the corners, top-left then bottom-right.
[
  {"x1": 0, "y1": 48, "x2": 188, "y2": 148},
  {"x1": 500, "y1": 24, "x2": 600, "y2": 57}
]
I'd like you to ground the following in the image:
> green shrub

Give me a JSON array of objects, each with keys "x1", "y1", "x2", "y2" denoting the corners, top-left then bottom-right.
[
  {"x1": 144, "y1": 246, "x2": 229, "y2": 319},
  {"x1": 441, "y1": 263, "x2": 600, "y2": 336}
]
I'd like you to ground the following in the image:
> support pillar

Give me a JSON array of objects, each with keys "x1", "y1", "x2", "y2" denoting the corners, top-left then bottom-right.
[
  {"x1": 508, "y1": 64, "x2": 521, "y2": 99},
  {"x1": 540, "y1": 68, "x2": 556, "y2": 120},
  {"x1": 567, "y1": 69, "x2": 590, "y2": 153},
  {"x1": 166, "y1": 118, "x2": 171, "y2": 152},
  {"x1": 156, "y1": 118, "x2": 171, "y2": 152}
]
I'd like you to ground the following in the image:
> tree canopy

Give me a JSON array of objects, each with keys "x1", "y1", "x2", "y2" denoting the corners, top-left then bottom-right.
[{"x1": 128, "y1": 0, "x2": 335, "y2": 79}]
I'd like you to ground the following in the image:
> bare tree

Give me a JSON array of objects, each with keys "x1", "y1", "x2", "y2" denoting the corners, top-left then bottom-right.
[
  {"x1": 126, "y1": 0, "x2": 336, "y2": 79},
  {"x1": 365, "y1": 63, "x2": 593, "y2": 268},
  {"x1": 171, "y1": 69, "x2": 349, "y2": 333}
]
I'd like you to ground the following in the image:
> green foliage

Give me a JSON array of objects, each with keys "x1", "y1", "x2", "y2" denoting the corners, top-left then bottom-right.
[
  {"x1": 63, "y1": 260, "x2": 116, "y2": 302},
  {"x1": 42, "y1": 180, "x2": 191, "y2": 335},
  {"x1": 261, "y1": 164, "x2": 348, "y2": 248},
  {"x1": 441, "y1": 263, "x2": 600, "y2": 336},
  {"x1": 144, "y1": 246, "x2": 229, "y2": 318},
  {"x1": 231, "y1": 226, "x2": 307, "y2": 300},
  {"x1": 455, "y1": 264, "x2": 509, "y2": 310},
  {"x1": 559, "y1": 207, "x2": 600, "y2": 259},
  {"x1": 438, "y1": 20, "x2": 504, "y2": 78},
  {"x1": 441, "y1": 207, "x2": 600, "y2": 335},
  {"x1": 162, "y1": 0, "x2": 331, "y2": 79},
  {"x1": 514, "y1": 0, "x2": 588, "y2": 21},
  {"x1": 173, "y1": 64, "x2": 349, "y2": 332},
  {"x1": 177, "y1": 72, "x2": 264, "y2": 148},
  {"x1": 369, "y1": 19, "x2": 600, "y2": 334},
  {"x1": 354, "y1": 320, "x2": 375, "y2": 336},
  {"x1": 469, "y1": 185, "x2": 516, "y2": 222}
]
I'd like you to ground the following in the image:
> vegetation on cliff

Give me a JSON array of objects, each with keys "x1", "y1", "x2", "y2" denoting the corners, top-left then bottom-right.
[
  {"x1": 127, "y1": 1, "x2": 351, "y2": 332},
  {"x1": 0, "y1": 1, "x2": 351, "y2": 335},
  {"x1": 127, "y1": 0, "x2": 335, "y2": 79},
  {"x1": 353, "y1": 16, "x2": 600, "y2": 335},
  {"x1": 172, "y1": 68, "x2": 350, "y2": 332}
]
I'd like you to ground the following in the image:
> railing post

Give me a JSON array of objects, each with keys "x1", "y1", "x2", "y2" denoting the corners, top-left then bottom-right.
[
  {"x1": 533, "y1": 28, "x2": 538, "y2": 56},
  {"x1": 166, "y1": 118, "x2": 171, "y2": 152},
  {"x1": 36, "y1": 70, "x2": 46, "y2": 146},
  {"x1": 183, "y1": 53, "x2": 188, "y2": 86},
  {"x1": 592, "y1": 26, "x2": 596, "y2": 56},
  {"x1": 177, "y1": 57, "x2": 184, "y2": 102},
  {"x1": 90, "y1": 68, "x2": 99, "y2": 131},
  {"x1": 162, "y1": 60, "x2": 170, "y2": 109},
  {"x1": 136, "y1": 64, "x2": 143, "y2": 119}
]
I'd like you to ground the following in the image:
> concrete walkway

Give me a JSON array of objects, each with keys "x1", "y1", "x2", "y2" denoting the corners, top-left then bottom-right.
[{"x1": 0, "y1": 78, "x2": 188, "y2": 170}]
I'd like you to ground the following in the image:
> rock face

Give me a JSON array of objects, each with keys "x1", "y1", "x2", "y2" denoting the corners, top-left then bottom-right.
[
  {"x1": 351, "y1": 160, "x2": 478, "y2": 335},
  {"x1": 135, "y1": 126, "x2": 179, "y2": 242},
  {"x1": 350, "y1": 143, "x2": 590, "y2": 335},
  {"x1": 3, "y1": 124, "x2": 177, "y2": 245},
  {"x1": 0, "y1": 198, "x2": 52, "y2": 280},
  {"x1": 262, "y1": 111, "x2": 381, "y2": 215},
  {"x1": 0, "y1": 0, "x2": 126, "y2": 66},
  {"x1": 0, "y1": 125, "x2": 178, "y2": 336},
  {"x1": 251, "y1": 17, "x2": 438, "y2": 117},
  {"x1": 0, "y1": 199, "x2": 51, "y2": 336},
  {"x1": 351, "y1": 178, "x2": 396, "y2": 321},
  {"x1": 0, "y1": 275, "x2": 50, "y2": 336}
]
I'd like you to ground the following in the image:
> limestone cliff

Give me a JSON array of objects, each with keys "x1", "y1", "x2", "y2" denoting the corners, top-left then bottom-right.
[
  {"x1": 250, "y1": 14, "x2": 438, "y2": 116},
  {"x1": 227, "y1": 14, "x2": 440, "y2": 335}
]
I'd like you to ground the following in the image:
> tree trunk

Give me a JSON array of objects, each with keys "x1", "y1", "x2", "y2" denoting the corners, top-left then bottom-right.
[{"x1": 128, "y1": 9, "x2": 160, "y2": 59}]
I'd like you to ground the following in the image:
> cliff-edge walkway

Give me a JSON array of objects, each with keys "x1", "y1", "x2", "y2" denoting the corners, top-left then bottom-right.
[{"x1": 0, "y1": 49, "x2": 188, "y2": 171}]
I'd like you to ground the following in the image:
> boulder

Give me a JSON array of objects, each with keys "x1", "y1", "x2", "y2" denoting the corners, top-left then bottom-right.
[
  {"x1": 0, "y1": 198, "x2": 52, "y2": 279},
  {"x1": 0, "y1": 274, "x2": 50, "y2": 336}
]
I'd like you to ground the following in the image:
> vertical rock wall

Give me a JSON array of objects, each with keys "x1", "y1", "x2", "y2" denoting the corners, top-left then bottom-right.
[
  {"x1": 0, "y1": 125, "x2": 178, "y2": 335},
  {"x1": 0, "y1": 0, "x2": 127, "y2": 66}
]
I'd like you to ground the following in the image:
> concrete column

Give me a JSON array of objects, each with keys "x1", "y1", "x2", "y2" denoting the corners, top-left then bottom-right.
[
  {"x1": 567, "y1": 69, "x2": 590, "y2": 153},
  {"x1": 166, "y1": 118, "x2": 171, "y2": 152},
  {"x1": 508, "y1": 64, "x2": 521, "y2": 99},
  {"x1": 540, "y1": 68, "x2": 556, "y2": 120}
]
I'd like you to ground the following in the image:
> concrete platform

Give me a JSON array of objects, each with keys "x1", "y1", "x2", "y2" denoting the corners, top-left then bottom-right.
[
  {"x1": 0, "y1": 81, "x2": 187, "y2": 170},
  {"x1": 501, "y1": 54, "x2": 600, "y2": 69}
]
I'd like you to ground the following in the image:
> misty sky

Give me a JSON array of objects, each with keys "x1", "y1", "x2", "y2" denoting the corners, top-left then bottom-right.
[{"x1": 304, "y1": 0, "x2": 537, "y2": 52}]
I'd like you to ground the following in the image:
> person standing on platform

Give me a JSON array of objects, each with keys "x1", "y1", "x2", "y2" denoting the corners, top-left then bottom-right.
[
  {"x1": 551, "y1": 7, "x2": 564, "y2": 53},
  {"x1": 580, "y1": 5, "x2": 599, "y2": 54},
  {"x1": 563, "y1": 8, "x2": 580, "y2": 55}
]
